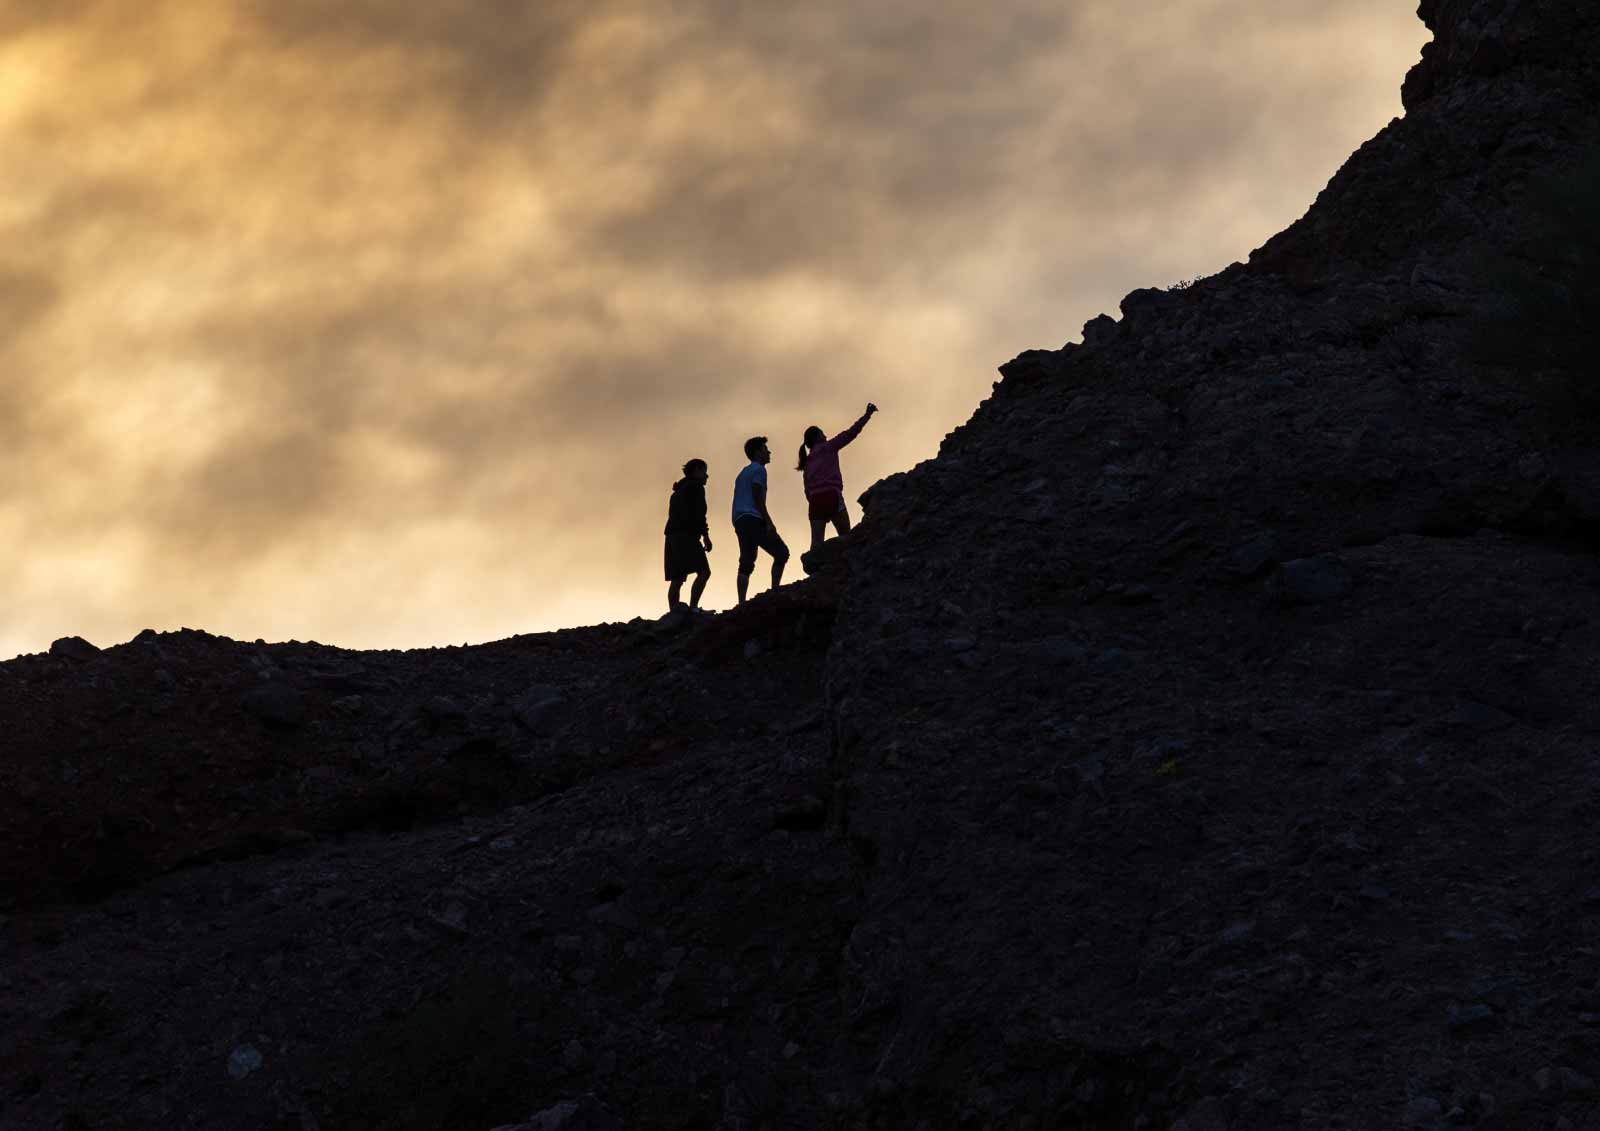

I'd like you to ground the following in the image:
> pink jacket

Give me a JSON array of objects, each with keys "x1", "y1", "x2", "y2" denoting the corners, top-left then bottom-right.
[{"x1": 802, "y1": 412, "x2": 871, "y2": 498}]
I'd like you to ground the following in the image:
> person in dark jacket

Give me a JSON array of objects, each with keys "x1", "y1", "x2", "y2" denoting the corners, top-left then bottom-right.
[{"x1": 664, "y1": 458, "x2": 713, "y2": 613}]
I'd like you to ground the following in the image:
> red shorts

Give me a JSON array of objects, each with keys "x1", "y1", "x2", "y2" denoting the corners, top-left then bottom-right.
[{"x1": 807, "y1": 491, "x2": 844, "y2": 520}]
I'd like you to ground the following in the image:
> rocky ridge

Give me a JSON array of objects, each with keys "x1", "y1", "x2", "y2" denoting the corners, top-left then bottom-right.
[{"x1": 5, "y1": 1, "x2": 1600, "y2": 1128}]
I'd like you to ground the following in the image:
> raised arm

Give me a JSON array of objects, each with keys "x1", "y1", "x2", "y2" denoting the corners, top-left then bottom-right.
[{"x1": 830, "y1": 403, "x2": 878, "y2": 452}]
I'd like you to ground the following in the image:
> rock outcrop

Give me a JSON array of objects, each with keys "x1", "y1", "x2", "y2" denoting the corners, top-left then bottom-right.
[
  {"x1": 824, "y1": 1, "x2": 1600, "y2": 1124},
  {"x1": 4, "y1": 2, "x2": 1600, "y2": 1128}
]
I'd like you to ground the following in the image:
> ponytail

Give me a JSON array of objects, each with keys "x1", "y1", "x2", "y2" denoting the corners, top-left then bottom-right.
[{"x1": 796, "y1": 425, "x2": 825, "y2": 471}]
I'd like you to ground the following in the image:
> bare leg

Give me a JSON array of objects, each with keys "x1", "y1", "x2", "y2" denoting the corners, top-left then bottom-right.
[
  {"x1": 771, "y1": 548, "x2": 788, "y2": 592},
  {"x1": 690, "y1": 571, "x2": 709, "y2": 609},
  {"x1": 667, "y1": 579, "x2": 684, "y2": 611},
  {"x1": 830, "y1": 508, "x2": 852, "y2": 538},
  {"x1": 809, "y1": 518, "x2": 826, "y2": 554},
  {"x1": 736, "y1": 571, "x2": 751, "y2": 605}
]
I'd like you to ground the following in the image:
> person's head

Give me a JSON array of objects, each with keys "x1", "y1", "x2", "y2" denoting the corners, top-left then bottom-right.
[
  {"x1": 744, "y1": 436, "x2": 770, "y2": 465},
  {"x1": 681, "y1": 458, "x2": 708, "y2": 483},
  {"x1": 796, "y1": 425, "x2": 825, "y2": 471}
]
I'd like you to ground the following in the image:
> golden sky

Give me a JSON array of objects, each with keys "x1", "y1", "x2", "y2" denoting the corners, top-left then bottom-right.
[{"x1": 1, "y1": 1, "x2": 1426, "y2": 656}]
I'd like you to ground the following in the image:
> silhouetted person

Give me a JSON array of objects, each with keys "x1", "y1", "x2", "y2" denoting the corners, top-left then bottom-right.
[
  {"x1": 797, "y1": 402, "x2": 877, "y2": 553},
  {"x1": 664, "y1": 459, "x2": 712, "y2": 613},
  {"x1": 731, "y1": 436, "x2": 788, "y2": 604}
]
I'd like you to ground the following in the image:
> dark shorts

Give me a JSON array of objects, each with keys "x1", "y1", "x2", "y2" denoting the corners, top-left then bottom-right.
[
  {"x1": 807, "y1": 491, "x2": 845, "y2": 520},
  {"x1": 734, "y1": 515, "x2": 788, "y2": 574},
  {"x1": 664, "y1": 533, "x2": 709, "y2": 582}
]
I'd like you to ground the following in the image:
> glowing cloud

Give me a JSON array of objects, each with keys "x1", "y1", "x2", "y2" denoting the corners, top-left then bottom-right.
[{"x1": 1, "y1": 0, "x2": 1426, "y2": 655}]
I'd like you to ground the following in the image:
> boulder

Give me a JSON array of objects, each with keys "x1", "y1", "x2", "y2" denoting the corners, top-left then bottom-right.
[
  {"x1": 514, "y1": 685, "x2": 567, "y2": 734},
  {"x1": 1081, "y1": 313, "x2": 1119, "y2": 345},
  {"x1": 1118, "y1": 287, "x2": 1168, "y2": 322},
  {"x1": 49, "y1": 636, "x2": 101, "y2": 662},
  {"x1": 799, "y1": 537, "x2": 848, "y2": 579}
]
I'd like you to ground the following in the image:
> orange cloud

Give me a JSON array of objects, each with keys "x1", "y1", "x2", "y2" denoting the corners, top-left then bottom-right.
[{"x1": 1, "y1": 0, "x2": 1426, "y2": 655}]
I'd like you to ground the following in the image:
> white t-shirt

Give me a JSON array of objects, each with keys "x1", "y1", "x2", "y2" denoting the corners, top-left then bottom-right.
[{"x1": 731, "y1": 461, "x2": 767, "y2": 522}]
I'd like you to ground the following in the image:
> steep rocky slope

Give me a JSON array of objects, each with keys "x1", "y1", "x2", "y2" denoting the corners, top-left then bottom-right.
[
  {"x1": 5, "y1": 1, "x2": 1600, "y2": 1128},
  {"x1": 828, "y1": 0, "x2": 1600, "y2": 1125}
]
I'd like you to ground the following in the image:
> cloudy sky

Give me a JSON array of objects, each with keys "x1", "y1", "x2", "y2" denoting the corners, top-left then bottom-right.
[{"x1": 1, "y1": 1, "x2": 1426, "y2": 657}]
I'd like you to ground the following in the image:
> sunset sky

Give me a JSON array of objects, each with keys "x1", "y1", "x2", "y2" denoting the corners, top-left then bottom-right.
[{"x1": 1, "y1": 1, "x2": 1427, "y2": 657}]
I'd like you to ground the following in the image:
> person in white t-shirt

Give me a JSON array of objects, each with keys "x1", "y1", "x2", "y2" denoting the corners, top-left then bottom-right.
[{"x1": 730, "y1": 435, "x2": 789, "y2": 604}]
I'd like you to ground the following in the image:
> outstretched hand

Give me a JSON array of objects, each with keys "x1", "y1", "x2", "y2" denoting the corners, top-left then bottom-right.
[{"x1": 866, "y1": 402, "x2": 878, "y2": 416}]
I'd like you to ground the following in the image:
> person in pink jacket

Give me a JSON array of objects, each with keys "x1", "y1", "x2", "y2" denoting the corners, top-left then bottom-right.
[{"x1": 796, "y1": 402, "x2": 878, "y2": 553}]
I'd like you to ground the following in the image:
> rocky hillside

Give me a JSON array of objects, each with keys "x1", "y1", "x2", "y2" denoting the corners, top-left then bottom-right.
[{"x1": 5, "y1": 1, "x2": 1600, "y2": 1128}]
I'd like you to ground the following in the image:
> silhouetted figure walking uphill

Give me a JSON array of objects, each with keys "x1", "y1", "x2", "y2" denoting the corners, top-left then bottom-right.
[
  {"x1": 664, "y1": 459, "x2": 712, "y2": 613},
  {"x1": 797, "y1": 402, "x2": 877, "y2": 553},
  {"x1": 732, "y1": 435, "x2": 788, "y2": 605}
]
